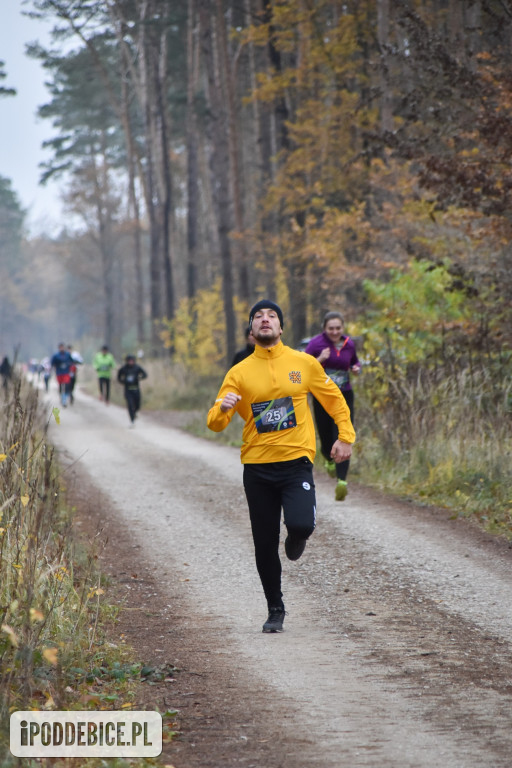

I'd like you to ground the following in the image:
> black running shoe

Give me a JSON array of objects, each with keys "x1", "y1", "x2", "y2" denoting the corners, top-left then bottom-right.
[
  {"x1": 262, "y1": 606, "x2": 285, "y2": 633},
  {"x1": 284, "y1": 534, "x2": 307, "y2": 561}
]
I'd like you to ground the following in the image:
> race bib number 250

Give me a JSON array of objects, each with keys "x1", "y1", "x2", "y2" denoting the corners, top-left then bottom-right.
[{"x1": 251, "y1": 397, "x2": 297, "y2": 433}]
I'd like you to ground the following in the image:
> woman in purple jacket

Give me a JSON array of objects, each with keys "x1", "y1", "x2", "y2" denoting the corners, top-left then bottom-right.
[{"x1": 305, "y1": 312, "x2": 360, "y2": 501}]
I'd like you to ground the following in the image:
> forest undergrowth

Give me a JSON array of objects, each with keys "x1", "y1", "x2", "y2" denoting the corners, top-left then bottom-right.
[
  {"x1": 0, "y1": 376, "x2": 176, "y2": 767},
  {"x1": 352, "y1": 363, "x2": 512, "y2": 537}
]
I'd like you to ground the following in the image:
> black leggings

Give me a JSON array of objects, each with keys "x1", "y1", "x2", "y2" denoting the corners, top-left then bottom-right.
[
  {"x1": 243, "y1": 457, "x2": 316, "y2": 609},
  {"x1": 125, "y1": 389, "x2": 141, "y2": 422},
  {"x1": 312, "y1": 389, "x2": 354, "y2": 481},
  {"x1": 98, "y1": 377, "x2": 111, "y2": 402}
]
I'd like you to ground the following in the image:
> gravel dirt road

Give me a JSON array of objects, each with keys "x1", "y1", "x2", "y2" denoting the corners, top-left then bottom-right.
[{"x1": 43, "y1": 385, "x2": 512, "y2": 768}]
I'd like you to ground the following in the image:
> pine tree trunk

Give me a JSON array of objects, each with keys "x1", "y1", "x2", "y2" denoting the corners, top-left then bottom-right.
[
  {"x1": 216, "y1": 0, "x2": 249, "y2": 301},
  {"x1": 139, "y1": 0, "x2": 164, "y2": 351},
  {"x1": 186, "y1": 0, "x2": 200, "y2": 302},
  {"x1": 119, "y1": 43, "x2": 145, "y2": 344},
  {"x1": 154, "y1": 30, "x2": 175, "y2": 321},
  {"x1": 377, "y1": 0, "x2": 393, "y2": 132},
  {"x1": 199, "y1": 0, "x2": 236, "y2": 365},
  {"x1": 259, "y1": 0, "x2": 290, "y2": 300}
]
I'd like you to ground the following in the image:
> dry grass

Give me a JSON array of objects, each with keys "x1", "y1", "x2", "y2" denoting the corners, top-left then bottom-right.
[
  {"x1": 0, "y1": 375, "x2": 177, "y2": 765},
  {"x1": 0, "y1": 378, "x2": 103, "y2": 720},
  {"x1": 353, "y1": 359, "x2": 512, "y2": 537}
]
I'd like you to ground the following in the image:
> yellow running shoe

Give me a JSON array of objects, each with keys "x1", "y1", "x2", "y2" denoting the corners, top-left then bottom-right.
[{"x1": 335, "y1": 479, "x2": 348, "y2": 501}]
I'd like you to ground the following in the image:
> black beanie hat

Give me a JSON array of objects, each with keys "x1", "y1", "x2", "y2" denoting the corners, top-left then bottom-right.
[{"x1": 249, "y1": 300, "x2": 284, "y2": 329}]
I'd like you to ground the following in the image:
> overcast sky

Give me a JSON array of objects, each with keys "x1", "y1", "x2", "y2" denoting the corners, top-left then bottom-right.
[{"x1": 0, "y1": 3, "x2": 63, "y2": 235}]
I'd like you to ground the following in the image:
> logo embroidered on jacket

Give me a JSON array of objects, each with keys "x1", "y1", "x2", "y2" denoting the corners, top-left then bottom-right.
[{"x1": 289, "y1": 371, "x2": 301, "y2": 383}]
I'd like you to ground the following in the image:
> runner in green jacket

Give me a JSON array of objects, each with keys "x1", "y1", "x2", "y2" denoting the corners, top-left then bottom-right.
[{"x1": 93, "y1": 345, "x2": 116, "y2": 404}]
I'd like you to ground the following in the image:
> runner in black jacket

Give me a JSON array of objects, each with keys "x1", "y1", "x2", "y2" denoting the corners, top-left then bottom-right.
[{"x1": 117, "y1": 355, "x2": 148, "y2": 425}]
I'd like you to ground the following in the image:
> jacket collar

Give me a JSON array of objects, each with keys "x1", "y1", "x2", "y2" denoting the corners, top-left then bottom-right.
[{"x1": 253, "y1": 340, "x2": 285, "y2": 359}]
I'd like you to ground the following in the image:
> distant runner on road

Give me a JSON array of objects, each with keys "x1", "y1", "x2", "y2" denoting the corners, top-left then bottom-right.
[
  {"x1": 50, "y1": 343, "x2": 74, "y2": 408},
  {"x1": 207, "y1": 300, "x2": 355, "y2": 634},
  {"x1": 117, "y1": 354, "x2": 148, "y2": 426},
  {"x1": 67, "y1": 344, "x2": 83, "y2": 405},
  {"x1": 93, "y1": 345, "x2": 116, "y2": 404}
]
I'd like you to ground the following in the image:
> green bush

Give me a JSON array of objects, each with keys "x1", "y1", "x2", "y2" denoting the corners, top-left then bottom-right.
[{"x1": 350, "y1": 260, "x2": 512, "y2": 536}]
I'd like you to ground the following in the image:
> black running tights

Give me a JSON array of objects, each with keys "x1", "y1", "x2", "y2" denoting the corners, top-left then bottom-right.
[
  {"x1": 98, "y1": 377, "x2": 111, "y2": 402},
  {"x1": 312, "y1": 389, "x2": 354, "y2": 481},
  {"x1": 243, "y1": 457, "x2": 316, "y2": 609}
]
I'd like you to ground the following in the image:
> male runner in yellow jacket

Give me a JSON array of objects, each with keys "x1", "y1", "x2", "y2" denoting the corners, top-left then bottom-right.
[{"x1": 207, "y1": 300, "x2": 355, "y2": 633}]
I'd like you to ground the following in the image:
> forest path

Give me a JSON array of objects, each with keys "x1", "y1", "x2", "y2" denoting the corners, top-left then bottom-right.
[{"x1": 43, "y1": 384, "x2": 512, "y2": 768}]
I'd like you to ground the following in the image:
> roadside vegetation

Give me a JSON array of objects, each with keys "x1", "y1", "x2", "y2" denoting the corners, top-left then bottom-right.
[
  {"x1": 354, "y1": 262, "x2": 512, "y2": 537},
  {"x1": 0, "y1": 376, "x2": 178, "y2": 766}
]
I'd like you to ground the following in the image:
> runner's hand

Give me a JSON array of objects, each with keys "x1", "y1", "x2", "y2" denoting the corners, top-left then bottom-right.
[
  {"x1": 220, "y1": 392, "x2": 241, "y2": 412},
  {"x1": 330, "y1": 440, "x2": 352, "y2": 463}
]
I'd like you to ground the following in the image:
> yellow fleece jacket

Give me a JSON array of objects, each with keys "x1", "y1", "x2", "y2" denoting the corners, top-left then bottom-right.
[{"x1": 207, "y1": 341, "x2": 356, "y2": 464}]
